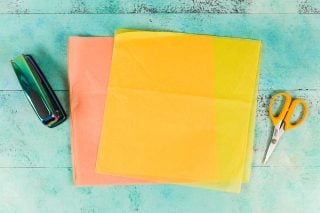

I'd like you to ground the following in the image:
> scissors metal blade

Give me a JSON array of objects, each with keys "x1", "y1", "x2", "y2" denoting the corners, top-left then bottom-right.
[{"x1": 263, "y1": 121, "x2": 285, "y2": 164}]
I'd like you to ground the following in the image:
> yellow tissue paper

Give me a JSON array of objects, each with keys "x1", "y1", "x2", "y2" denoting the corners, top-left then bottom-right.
[
  {"x1": 189, "y1": 36, "x2": 261, "y2": 192},
  {"x1": 96, "y1": 30, "x2": 261, "y2": 192}
]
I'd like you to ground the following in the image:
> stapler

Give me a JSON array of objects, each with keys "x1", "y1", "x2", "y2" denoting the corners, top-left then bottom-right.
[{"x1": 11, "y1": 54, "x2": 67, "y2": 128}]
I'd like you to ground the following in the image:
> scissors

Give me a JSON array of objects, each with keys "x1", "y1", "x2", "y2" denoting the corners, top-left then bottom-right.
[{"x1": 263, "y1": 92, "x2": 308, "y2": 164}]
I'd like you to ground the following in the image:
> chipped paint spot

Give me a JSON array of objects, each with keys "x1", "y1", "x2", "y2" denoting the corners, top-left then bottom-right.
[
  {"x1": 298, "y1": 0, "x2": 320, "y2": 13},
  {"x1": 131, "y1": 0, "x2": 250, "y2": 14},
  {"x1": 7, "y1": 0, "x2": 28, "y2": 14},
  {"x1": 79, "y1": 188, "x2": 93, "y2": 195},
  {"x1": 128, "y1": 186, "x2": 141, "y2": 211},
  {"x1": 190, "y1": 0, "x2": 249, "y2": 13},
  {"x1": 70, "y1": 0, "x2": 89, "y2": 14},
  {"x1": 1, "y1": 0, "x2": 252, "y2": 14}
]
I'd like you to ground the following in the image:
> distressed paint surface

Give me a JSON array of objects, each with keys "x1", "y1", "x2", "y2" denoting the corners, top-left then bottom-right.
[
  {"x1": 0, "y1": 0, "x2": 300, "y2": 14},
  {"x1": 1, "y1": 1, "x2": 320, "y2": 212},
  {"x1": 298, "y1": 0, "x2": 320, "y2": 13},
  {"x1": 0, "y1": 0, "x2": 318, "y2": 14},
  {"x1": 1, "y1": 14, "x2": 320, "y2": 91},
  {"x1": 0, "y1": 90, "x2": 319, "y2": 168}
]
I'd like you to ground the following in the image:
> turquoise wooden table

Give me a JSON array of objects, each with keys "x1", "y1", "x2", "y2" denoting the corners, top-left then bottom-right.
[{"x1": 1, "y1": 1, "x2": 320, "y2": 212}]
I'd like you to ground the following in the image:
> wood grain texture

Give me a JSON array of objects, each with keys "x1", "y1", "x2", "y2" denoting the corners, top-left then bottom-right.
[
  {"x1": 1, "y1": 14, "x2": 320, "y2": 90},
  {"x1": 1, "y1": 167, "x2": 320, "y2": 212},
  {"x1": 0, "y1": 0, "x2": 302, "y2": 14},
  {"x1": 1, "y1": 90, "x2": 318, "y2": 168},
  {"x1": 1, "y1": 1, "x2": 320, "y2": 212},
  {"x1": 298, "y1": 0, "x2": 320, "y2": 13}
]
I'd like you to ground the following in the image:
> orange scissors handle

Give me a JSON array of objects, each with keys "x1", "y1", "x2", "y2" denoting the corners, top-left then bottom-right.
[
  {"x1": 284, "y1": 99, "x2": 308, "y2": 130},
  {"x1": 269, "y1": 92, "x2": 292, "y2": 126},
  {"x1": 269, "y1": 92, "x2": 308, "y2": 131}
]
